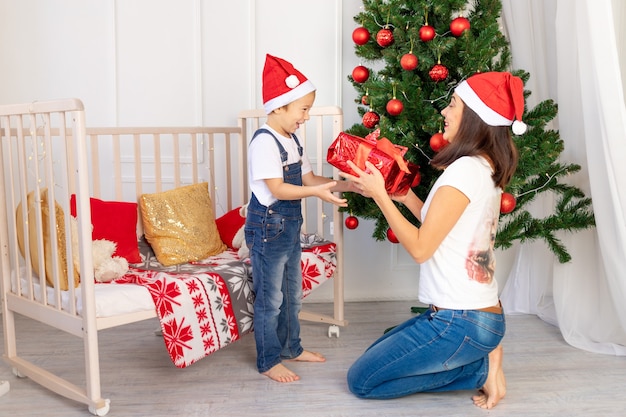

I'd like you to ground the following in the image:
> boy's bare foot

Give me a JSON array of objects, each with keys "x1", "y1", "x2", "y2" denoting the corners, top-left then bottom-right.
[
  {"x1": 472, "y1": 344, "x2": 506, "y2": 409},
  {"x1": 262, "y1": 363, "x2": 300, "y2": 383},
  {"x1": 262, "y1": 351, "x2": 325, "y2": 383},
  {"x1": 288, "y1": 350, "x2": 326, "y2": 363}
]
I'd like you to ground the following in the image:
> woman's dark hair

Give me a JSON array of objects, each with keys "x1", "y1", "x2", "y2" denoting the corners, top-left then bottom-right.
[{"x1": 430, "y1": 104, "x2": 519, "y2": 189}]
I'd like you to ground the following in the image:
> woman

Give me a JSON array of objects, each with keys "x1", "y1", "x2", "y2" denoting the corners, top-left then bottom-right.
[{"x1": 342, "y1": 72, "x2": 524, "y2": 409}]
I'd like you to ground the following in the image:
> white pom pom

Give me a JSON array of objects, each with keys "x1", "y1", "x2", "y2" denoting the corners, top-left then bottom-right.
[
  {"x1": 512, "y1": 120, "x2": 527, "y2": 135},
  {"x1": 285, "y1": 75, "x2": 300, "y2": 88}
]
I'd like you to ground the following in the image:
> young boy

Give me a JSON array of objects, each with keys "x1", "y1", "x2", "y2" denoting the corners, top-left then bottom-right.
[{"x1": 244, "y1": 54, "x2": 352, "y2": 383}]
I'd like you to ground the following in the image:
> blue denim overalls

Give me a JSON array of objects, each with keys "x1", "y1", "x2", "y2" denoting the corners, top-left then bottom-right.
[{"x1": 244, "y1": 128, "x2": 305, "y2": 373}]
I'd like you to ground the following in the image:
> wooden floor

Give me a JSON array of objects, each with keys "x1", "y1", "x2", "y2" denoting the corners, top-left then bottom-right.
[{"x1": 1, "y1": 300, "x2": 625, "y2": 416}]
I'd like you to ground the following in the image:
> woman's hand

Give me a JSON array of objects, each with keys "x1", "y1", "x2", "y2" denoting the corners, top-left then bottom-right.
[
  {"x1": 339, "y1": 160, "x2": 388, "y2": 201},
  {"x1": 390, "y1": 191, "x2": 409, "y2": 204}
]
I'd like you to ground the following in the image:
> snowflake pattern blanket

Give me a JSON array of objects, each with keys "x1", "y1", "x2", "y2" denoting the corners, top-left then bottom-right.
[{"x1": 115, "y1": 234, "x2": 336, "y2": 368}]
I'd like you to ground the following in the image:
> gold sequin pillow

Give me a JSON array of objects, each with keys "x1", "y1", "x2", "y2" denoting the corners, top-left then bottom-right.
[
  {"x1": 139, "y1": 182, "x2": 226, "y2": 266},
  {"x1": 16, "y1": 188, "x2": 80, "y2": 290}
]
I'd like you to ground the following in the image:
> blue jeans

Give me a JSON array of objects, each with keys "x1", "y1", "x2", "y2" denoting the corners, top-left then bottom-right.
[
  {"x1": 245, "y1": 198, "x2": 304, "y2": 373},
  {"x1": 347, "y1": 307, "x2": 505, "y2": 399}
]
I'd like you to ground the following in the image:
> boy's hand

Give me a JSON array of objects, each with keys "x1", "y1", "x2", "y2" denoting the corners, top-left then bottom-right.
[{"x1": 314, "y1": 181, "x2": 348, "y2": 207}]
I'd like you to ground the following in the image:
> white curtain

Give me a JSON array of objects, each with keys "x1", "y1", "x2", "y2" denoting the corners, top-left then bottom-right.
[{"x1": 500, "y1": 0, "x2": 626, "y2": 355}]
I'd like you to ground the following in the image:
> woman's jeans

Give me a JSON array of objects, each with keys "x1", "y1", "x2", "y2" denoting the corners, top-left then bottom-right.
[
  {"x1": 347, "y1": 307, "x2": 505, "y2": 399},
  {"x1": 245, "y1": 198, "x2": 303, "y2": 373}
]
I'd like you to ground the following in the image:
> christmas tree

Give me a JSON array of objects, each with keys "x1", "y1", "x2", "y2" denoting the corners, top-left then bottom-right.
[{"x1": 342, "y1": 0, "x2": 595, "y2": 263}]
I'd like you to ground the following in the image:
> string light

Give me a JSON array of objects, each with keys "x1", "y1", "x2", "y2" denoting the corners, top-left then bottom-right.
[
  {"x1": 412, "y1": 143, "x2": 432, "y2": 161},
  {"x1": 516, "y1": 167, "x2": 569, "y2": 198},
  {"x1": 402, "y1": 125, "x2": 571, "y2": 203},
  {"x1": 372, "y1": 8, "x2": 394, "y2": 29},
  {"x1": 423, "y1": 75, "x2": 469, "y2": 105}
]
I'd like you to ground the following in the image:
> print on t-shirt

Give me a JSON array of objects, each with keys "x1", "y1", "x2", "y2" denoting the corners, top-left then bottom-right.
[{"x1": 465, "y1": 206, "x2": 498, "y2": 284}]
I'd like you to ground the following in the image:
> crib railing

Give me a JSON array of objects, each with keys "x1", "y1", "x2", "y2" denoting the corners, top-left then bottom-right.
[
  {"x1": 0, "y1": 98, "x2": 109, "y2": 413},
  {"x1": 84, "y1": 126, "x2": 247, "y2": 234},
  {"x1": 0, "y1": 99, "x2": 250, "y2": 415},
  {"x1": 0, "y1": 99, "x2": 347, "y2": 415}
]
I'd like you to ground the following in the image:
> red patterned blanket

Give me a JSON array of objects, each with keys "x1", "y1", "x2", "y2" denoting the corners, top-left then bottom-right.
[
  {"x1": 119, "y1": 268, "x2": 242, "y2": 367},
  {"x1": 116, "y1": 236, "x2": 336, "y2": 368}
]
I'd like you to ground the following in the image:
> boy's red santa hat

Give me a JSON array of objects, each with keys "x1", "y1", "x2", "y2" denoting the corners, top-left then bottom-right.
[
  {"x1": 262, "y1": 54, "x2": 316, "y2": 114},
  {"x1": 455, "y1": 71, "x2": 527, "y2": 135}
]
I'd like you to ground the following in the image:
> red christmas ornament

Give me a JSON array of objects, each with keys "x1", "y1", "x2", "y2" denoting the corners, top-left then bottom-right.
[
  {"x1": 386, "y1": 98, "x2": 404, "y2": 116},
  {"x1": 500, "y1": 192, "x2": 517, "y2": 214},
  {"x1": 450, "y1": 16, "x2": 470, "y2": 37},
  {"x1": 429, "y1": 132, "x2": 449, "y2": 152},
  {"x1": 419, "y1": 25, "x2": 436, "y2": 42},
  {"x1": 345, "y1": 215, "x2": 359, "y2": 230},
  {"x1": 362, "y1": 111, "x2": 380, "y2": 129},
  {"x1": 352, "y1": 65, "x2": 370, "y2": 83},
  {"x1": 376, "y1": 27, "x2": 394, "y2": 47},
  {"x1": 400, "y1": 52, "x2": 418, "y2": 71},
  {"x1": 352, "y1": 26, "x2": 371, "y2": 45},
  {"x1": 361, "y1": 95, "x2": 369, "y2": 106},
  {"x1": 386, "y1": 228, "x2": 399, "y2": 244},
  {"x1": 429, "y1": 63, "x2": 449, "y2": 82}
]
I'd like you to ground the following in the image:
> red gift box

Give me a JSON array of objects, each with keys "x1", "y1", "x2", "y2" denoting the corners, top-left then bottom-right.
[{"x1": 327, "y1": 129, "x2": 420, "y2": 195}]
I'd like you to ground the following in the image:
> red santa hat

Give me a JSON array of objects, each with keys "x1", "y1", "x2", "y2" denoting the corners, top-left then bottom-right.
[
  {"x1": 455, "y1": 71, "x2": 527, "y2": 135},
  {"x1": 262, "y1": 54, "x2": 316, "y2": 114}
]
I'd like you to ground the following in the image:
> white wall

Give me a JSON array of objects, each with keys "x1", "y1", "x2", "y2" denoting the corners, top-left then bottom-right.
[{"x1": 0, "y1": 0, "x2": 513, "y2": 302}]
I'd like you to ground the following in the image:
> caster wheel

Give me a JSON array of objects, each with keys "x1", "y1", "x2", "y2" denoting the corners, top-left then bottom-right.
[
  {"x1": 89, "y1": 399, "x2": 111, "y2": 416},
  {"x1": 12, "y1": 368, "x2": 25, "y2": 378},
  {"x1": 328, "y1": 325, "x2": 340, "y2": 338},
  {"x1": 0, "y1": 380, "x2": 9, "y2": 397}
]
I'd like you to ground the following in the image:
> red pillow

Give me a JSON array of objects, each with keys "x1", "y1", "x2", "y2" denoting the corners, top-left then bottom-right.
[
  {"x1": 215, "y1": 206, "x2": 245, "y2": 249},
  {"x1": 70, "y1": 195, "x2": 141, "y2": 263}
]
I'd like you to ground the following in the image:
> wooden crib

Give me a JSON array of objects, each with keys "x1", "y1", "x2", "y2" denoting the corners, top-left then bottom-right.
[{"x1": 0, "y1": 98, "x2": 346, "y2": 415}]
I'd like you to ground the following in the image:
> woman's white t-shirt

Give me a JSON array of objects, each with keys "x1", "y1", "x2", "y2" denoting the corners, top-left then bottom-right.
[
  {"x1": 247, "y1": 124, "x2": 313, "y2": 207},
  {"x1": 418, "y1": 156, "x2": 501, "y2": 309}
]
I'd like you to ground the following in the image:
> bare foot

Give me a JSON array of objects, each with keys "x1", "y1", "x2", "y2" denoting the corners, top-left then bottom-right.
[
  {"x1": 287, "y1": 350, "x2": 326, "y2": 363},
  {"x1": 262, "y1": 351, "x2": 325, "y2": 382},
  {"x1": 262, "y1": 363, "x2": 300, "y2": 383},
  {"x1": 472, "y1": 344, "x2": 506, "y2": 409}
]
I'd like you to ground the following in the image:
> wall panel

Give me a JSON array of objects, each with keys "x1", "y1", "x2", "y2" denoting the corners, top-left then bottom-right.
[
  {"x1": 0, "y1": 0, "x2": 116, "y2": 125},
  {"x1": 114, "y1": 0, "x2": 199, "y2": 125}
]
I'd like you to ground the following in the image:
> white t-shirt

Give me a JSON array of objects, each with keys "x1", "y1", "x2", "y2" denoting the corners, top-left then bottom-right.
[
  {"x1": 418, "y1": 156, "x2": 501, "y2": 309},
  {"x1": 247, "y1": 125, "x2": 313, "y2": 207}
]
